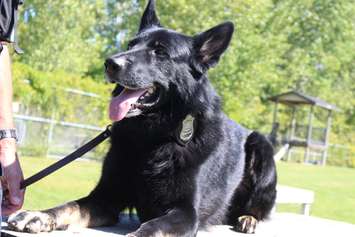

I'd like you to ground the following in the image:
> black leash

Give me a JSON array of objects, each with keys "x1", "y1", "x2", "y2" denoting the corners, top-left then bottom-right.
[{"x1": 20, "y1": 125, "x2": 112, "y2": 189}]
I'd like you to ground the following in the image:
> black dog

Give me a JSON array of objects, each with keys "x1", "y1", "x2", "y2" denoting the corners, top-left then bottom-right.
[{"x1": 8, "y1": 0, "x2": 277, "y2": 236}]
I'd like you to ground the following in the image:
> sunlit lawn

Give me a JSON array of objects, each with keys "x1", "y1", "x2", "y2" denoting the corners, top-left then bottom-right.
[
  {"x1": 276, "y1": 162, "x2": 355, "y2": 224},
  {"x1": 19, "y1": 157, "x2": 355, "y2": 224},
  {"x1": 20, "y1": 157, "x2": 101, "y2": 210}
]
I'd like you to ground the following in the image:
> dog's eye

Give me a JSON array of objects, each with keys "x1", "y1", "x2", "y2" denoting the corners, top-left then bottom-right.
[
  {"x1": 154, "y1": 47, "x2": 165, "y2": 56},
  {"x1": 152, "y1": 45, "x2": 169, "y2": 57}
]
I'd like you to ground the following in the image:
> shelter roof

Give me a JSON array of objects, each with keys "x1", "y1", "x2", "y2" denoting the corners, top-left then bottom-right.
[{"x1": 268, "y1": 91, "x2": 338, "y2": 111}]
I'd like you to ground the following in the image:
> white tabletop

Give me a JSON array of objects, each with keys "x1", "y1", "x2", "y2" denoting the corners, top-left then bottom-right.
[{"x1": 2, "y1": 213, "x2": 355, "y2": 237}]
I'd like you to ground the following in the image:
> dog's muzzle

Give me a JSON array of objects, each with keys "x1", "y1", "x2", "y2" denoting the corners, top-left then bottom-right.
[{"x1": 105, "y1": 56, "x2": 132, "y2": 83}]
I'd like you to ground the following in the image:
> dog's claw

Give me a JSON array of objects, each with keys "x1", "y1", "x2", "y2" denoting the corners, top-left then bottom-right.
[
  {"x1": 7, "y1": 210, "x2": 56, "y2": 233},
  {"x1": 234, "y1": 215, "x2": 258, "y2": 234},
  {"x1": 8, "y1": 220, "x2": 17, "y2": 229},
  {"x1": 125, "y1": 234, "x2": 137, "y2": 237}
]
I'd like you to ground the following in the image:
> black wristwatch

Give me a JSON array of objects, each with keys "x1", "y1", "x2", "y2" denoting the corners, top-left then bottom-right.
[{"x1": 0, "y1": 129, "x2": 18, "y2": 142}]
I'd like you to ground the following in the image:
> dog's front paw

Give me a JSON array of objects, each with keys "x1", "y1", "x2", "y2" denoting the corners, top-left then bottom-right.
[
  {"x1": 7, "y1": 210, "x2": 57, "y2": 233},
  {"x1": 234, "y1": 215, "x2": 258, "y2": 234}
]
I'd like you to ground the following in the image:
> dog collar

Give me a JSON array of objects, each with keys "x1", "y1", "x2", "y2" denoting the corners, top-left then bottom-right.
[{"x1": 174, "y1": 114, "x2": 195, "y2": 146}]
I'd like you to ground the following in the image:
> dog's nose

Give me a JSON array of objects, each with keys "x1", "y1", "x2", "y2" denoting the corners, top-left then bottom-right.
[{"x1": 105, "y1": 58, "x2": 122, "y2": 74}]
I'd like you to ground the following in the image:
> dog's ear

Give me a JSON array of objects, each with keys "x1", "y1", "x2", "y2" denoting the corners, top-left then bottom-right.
[
  {"x1": 193, "y1": 22, "x2": 234, "y2": 71},
  {"x1": 139, "y1": 0, "x2": 161, "y2": 32}
]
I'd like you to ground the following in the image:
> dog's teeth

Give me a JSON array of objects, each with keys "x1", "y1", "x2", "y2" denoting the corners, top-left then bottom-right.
[{"x1": 148, "y1": 87, "x2": 154, "y2": 94}]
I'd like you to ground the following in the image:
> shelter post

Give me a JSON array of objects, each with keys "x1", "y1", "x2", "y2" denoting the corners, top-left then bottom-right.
[
  {"x1": 321, "y1": 110, "x2": 332, "y2": 166},
  {"x1": 304, "y1": 105, "x2": 314, "y2": 163}
]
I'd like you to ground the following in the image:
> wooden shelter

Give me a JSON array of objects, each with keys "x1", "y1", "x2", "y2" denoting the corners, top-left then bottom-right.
[{"x1": 268, "y1": 91, "x2": 338, "y2": 165}]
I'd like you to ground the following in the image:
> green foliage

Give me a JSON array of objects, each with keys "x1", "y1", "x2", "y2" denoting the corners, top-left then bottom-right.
[
  {"x1": 12, "y1": 62, "x2": 112, "y2": 125},
  {"x1": 263, "y1": 0, "x2": 355, "y2": 145},
  {"x1": 13, "y1": 0, "x2": 355, "y2": 165},
  {"x1": 115, "y1": 0, "x2": 354, "y2": 128},
  {"x1": 20, "y1": 145, "x2": 48, "y2": 158},
  {"x1": 17, "y1": 0, "x2": 107, "y2": 74}
]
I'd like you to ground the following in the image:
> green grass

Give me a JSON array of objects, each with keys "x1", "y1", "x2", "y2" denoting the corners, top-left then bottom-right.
[
  {"x1": 276, "y1": 162, "x2": 355, "y2": 224},
  {"x1": 21, "y1": 157, "x2": 101, "y2": 210},
  {"x1": 19, "y1": 157, "x2": 355, "y2": 224}
]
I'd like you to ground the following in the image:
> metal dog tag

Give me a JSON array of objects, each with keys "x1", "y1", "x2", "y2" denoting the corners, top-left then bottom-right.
[{"x1": 180, "y1": 114, "x2": 195, "y2": 142}]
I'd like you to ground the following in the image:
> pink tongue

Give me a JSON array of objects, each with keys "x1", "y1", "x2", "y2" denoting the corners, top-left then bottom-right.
[{"x1": 109, "y1": 88, "x2": 147, "y2": 121}]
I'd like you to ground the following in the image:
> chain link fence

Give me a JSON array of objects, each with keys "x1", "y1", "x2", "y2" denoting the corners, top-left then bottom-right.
[
  {"x1": 14, "y1": 89, "x2": 109, "y2": 161},
  {"x1": 280, "y1": 144, "x2": 354, "y2": 168}
]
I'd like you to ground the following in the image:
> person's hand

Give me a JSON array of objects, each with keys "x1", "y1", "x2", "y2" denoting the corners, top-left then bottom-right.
[{"x1": 0, "y1": 138, "x2": 25, "y2": 216}]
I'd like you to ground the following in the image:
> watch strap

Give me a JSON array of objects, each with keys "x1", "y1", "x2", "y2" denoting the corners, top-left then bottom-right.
[{"x1": 0, "y1": 129, "x2": 18, "y2": 142}]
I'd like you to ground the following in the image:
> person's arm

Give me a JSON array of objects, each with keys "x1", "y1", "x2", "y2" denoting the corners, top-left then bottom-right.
[
  {"x1": 0, "y1": 44, "x2": 15, "y2": 128},
  {"x1": 0, "y1": 43, "x2": 25, "y2": 216}
]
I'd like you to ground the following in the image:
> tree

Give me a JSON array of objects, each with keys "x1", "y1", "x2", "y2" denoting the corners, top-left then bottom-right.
[
  {"x1": 17, "y1": 0, "x2": 107, "y2": 74},
  {"x1": 115, "y1": 0, "x2": 285, "y2": 129},
  {"x1": 263, "y1": 0, "x2": 355, "y2": 142},
  {"x1": 13, "y1": 0, "x2": 355, "y2": 150},
  {"x1": 115, "y1": 0, "x2": 354, "y2": 144}
]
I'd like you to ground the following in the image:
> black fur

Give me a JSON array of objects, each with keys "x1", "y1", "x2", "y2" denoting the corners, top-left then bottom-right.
[
  {"x1": 94, "y1": 0, "x2": 277, "y2": 236},
  {"x1": 8, "y1": 1, "x2": 277, "y2": 236}
]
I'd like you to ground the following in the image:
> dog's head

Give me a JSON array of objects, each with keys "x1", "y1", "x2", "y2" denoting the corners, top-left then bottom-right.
[{"x1": 105, "y1": 0, "x2": 234, "y2": 122}]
